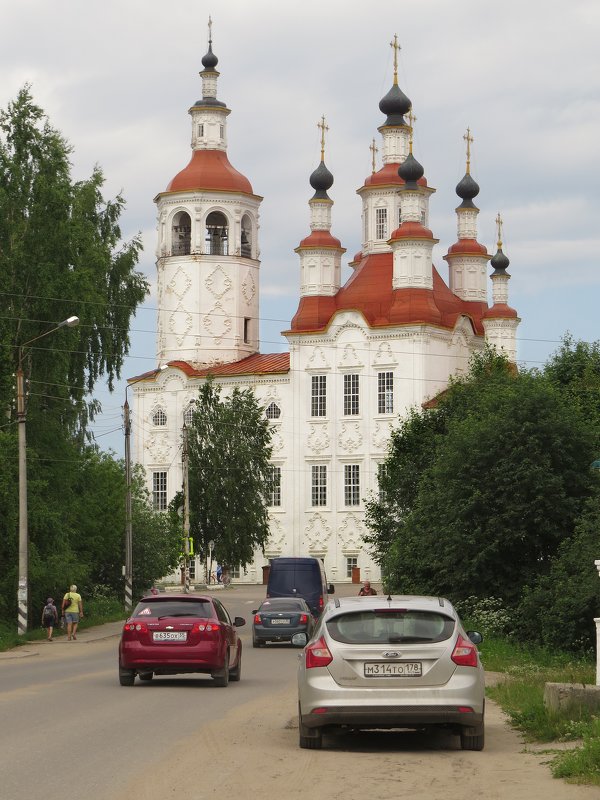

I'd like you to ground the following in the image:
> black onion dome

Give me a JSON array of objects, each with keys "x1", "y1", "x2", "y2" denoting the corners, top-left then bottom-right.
[
  {"x1": 398, "y1": 152, "x2": 424, "y2": 189},
  {"x1": 202, "y1": 42, "x2": 219, "y2": 70},
  {"x1": 379, "y1": 84, "x2": 412, "y2": 126},
  {"x1": 310, "y1": 160, "x2": 334, "y2": 199},
  {"x1": 490, "y1": 247, "x2": 510, "y2": 274},
  {"x1": 456, "y1": 172, "x2": 480, "y2": 208}
]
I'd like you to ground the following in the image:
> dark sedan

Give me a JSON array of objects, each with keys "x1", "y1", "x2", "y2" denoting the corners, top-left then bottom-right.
[{"x1": 252, "y1": 597, "x2": 315, "y2": 647}]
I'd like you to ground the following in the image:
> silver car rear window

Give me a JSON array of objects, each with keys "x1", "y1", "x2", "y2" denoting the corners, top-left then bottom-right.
[{"x1": 326, "y1": 610, "x2": 455, "y2": 644}]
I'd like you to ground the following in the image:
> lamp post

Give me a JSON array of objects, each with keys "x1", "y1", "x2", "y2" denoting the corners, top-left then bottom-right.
[
  {"x1": 16, "y1": 315, "x2": 79, "y2": 635},
  {"x1": 123, "y1": 365, "x2": 167, "y2": 611}
]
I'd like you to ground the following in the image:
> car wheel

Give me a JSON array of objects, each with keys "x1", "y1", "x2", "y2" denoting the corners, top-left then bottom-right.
[
  {"x1": 460, "y1": 722, "x2": 485, "y2": 751},
  {"x1": 230, "y1": 650, "x2": 242, "y2": 682},
  {"x1": 212, "y1": 657, "x2": 230, "y2": 687},
  {"x1": 118, "y1": 667, "x2": 135, "y2": 686},
  {"x1": 298, "y1": 703, "x2": 322, "y2": 749},
  {"x1": 138, "y1": 672, "x2": 153, "y2": 681}
]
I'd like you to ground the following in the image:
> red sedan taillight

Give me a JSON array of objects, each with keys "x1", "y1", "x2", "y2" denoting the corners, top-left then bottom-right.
[
  {"x1": 451, "y1": 635, "x2": 479, "y2": 667},
  {"x1": 191, "y1": 622, "x2": 221, "y2": 634},
  {"x1": 254, "y1": 614, "x2": 262, "y2": 624},
  {"x1": 122, "y1": 622, "x2": 148, "y2": 636},
  {"x1": 305, "y1": 636, "x2": 332, "y2": 669},
  {"x1": 299, "y1": 614, "x2": 308, "y2": 624}
]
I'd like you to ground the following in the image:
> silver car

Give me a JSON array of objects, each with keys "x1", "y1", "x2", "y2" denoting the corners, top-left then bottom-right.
[{"x1": 295, "y1": 595, "x2": 485, "y2": 750}]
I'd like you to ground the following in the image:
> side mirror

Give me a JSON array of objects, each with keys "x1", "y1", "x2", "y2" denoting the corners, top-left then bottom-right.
[
  {"x1": 467, "y1": 630, "x2": 483, "y2": 645},
  {"x1": 234, "y1": 616, "x2": 246, "y2": 627},
  {"x1": 328, "y1": 584, "x2": 335, "y2": 594},
  {"x1": 251, "y1": 609, "x2": 258, "y2": 615},
  {"x1": 291, "y1": 633, "x2": 307, "y2": 647}
]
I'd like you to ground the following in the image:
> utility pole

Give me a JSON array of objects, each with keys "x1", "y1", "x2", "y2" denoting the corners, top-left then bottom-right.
[
  {"x1": 123, "y1": 397, "x2": 133, "y2": 612},
  {"x1": 16, "y1": 315, "x2": 79, "y2": 635},
  {"x1": 182, "y1": 423, "x2": 191, "y2": 593}
]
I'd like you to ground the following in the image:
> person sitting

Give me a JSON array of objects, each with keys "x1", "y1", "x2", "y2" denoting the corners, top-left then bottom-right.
[{"x1": 358, "y1": 580, "x2": 377, "y2": 596}]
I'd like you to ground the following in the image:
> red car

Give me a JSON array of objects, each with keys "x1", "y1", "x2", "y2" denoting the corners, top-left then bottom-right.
[{"x1": 118, "y1": 594, "x2": 245, "y2": 686}]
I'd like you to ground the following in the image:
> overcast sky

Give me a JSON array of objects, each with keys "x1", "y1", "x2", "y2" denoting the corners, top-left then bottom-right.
[{"x1": 3, "y1": 0, "x2": 599, "y2": 455}]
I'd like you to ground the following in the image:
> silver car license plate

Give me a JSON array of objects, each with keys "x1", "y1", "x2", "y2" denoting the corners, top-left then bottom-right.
[
  {"x1": 153, "y1": 631, "x2": 187, "y2": 641},
  {"x1": 364, "y1": 661, "x2": 422, "y2": 677},
  {"x1": 271, "y1": 618, "x2": 290, "y2": 625}
]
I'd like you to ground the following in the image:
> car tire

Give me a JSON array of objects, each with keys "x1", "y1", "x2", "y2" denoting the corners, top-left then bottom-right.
[
  {"x1": 230, "y1": 648, "x2": 242, "y2": 682},
  {"x1": 138, "y1": 672, "x2": 153, "y2": 681},
  {"x1": 212, "y1": 657, "x2": 230, "y2": 687},
  {"x1": 298, "y1": 704, "x2": 322, "y2": 749},
  {"x1": 460, "y1": 722, "x2": 485, "y2": 751},
  {"x1": 119, "y1": 667, "x2": 135, "y2": 686}
]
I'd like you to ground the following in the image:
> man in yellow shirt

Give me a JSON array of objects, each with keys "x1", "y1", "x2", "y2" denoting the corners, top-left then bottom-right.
[{"x1": 62, "y1": 584, "x2": 84, "y2": 640}]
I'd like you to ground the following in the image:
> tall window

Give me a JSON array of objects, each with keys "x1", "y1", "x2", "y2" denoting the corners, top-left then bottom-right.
[
  {"x1": 346, "y1": 556, "x2": 358, "y2": 579},
  {"x1": 266, "y1": 402, "x2": 281, "y2": 420},
  {"x1": 343, "y1": 374, "x2": 359, "y2": 415},
  {"x1": 267, "y1": 465, "x2": 282, "y2": 507},
  {"x1": 311, "y1": 465, "x2": 327, "y2": 506},
  {"x1": 153, "y1": 471, "x2": 168, "y2": 511},
  {"x1": 171, "y1": 210, "x2": 191, "y2": 256},
  {"x1": 376, "y1": 207, "x2": 387, "y2": 240},
  {"x1": 377, "y1": 462, "x2": 388, "y2": 503},
  {"x1": 152, "y1": 408, "x2": 167, "y2": 426},
  {"x1": 311, "y1": 375, "x2": 327, "y2": 417},
  {"x1": 244, "y1": 318, "x2": 250, "y2": 344},
  {"x1": 198, "y1": 124, "x2": 204, "y2": 137},
  {"x1": 183, "y1": 405, "x2": 195, "y2": 426},
  {"x1": 241, "y1": 213, "x2": 252, "y2": 258},
  {"x1": 205, "y1": 210, "x2": 228, "y2": 256},
  {"x1": 188, "y1": 557, "x2": 196, "y2": 580},
  {"x1": 378, "y1": 371, "x2": 394, "y2": 414},
  {"x1": 344, "y1": 464, "x2": 360, "y2": 506},
  {"x1": 219, "y1": 124, "x2": 224, "y2": 139}
]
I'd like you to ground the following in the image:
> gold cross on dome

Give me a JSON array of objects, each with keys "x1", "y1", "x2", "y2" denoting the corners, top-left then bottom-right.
[
  {"x1": 464, "y1": 127, "x2": 474, "y2": 174},
  {"x1": 317, "y1": 115, "x2": 329, "y2": 162},
  {"x1": 369, "y1": 138, "x2": 378, "y2": 173},
  {"x1": 407, "y1": 109, "x2": 416, "y2": 153},
  {"x1": 390, "y1": 34, "x2": 400, "y2": 86},
  {"x1": 495, "y1": 213, "x2": 504, "y2": 248}
]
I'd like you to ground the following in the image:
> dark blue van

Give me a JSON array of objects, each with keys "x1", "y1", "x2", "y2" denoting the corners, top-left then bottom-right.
[{"x1": 266, "y1": 557, "x2": 334, "y2": 618}]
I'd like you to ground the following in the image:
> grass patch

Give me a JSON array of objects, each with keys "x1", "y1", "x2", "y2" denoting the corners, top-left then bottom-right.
[{"x1": 480, "y1": 634, "x2": 599, "y2": 784}]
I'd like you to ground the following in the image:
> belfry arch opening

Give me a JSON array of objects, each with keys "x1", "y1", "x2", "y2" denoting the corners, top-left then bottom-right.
[
  {"x1": 172, "y1": 211, "x2": 191, "y2": 256},
  {"x1": 205, "y1": 211, "x2": 229, "y2": 256},
  {"x1": 241, "y1": 214, "x2": 252, "y2": 258}
]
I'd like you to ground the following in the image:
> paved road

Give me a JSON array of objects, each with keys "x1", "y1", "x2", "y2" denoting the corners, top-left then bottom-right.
[{"x1": 1, "y1": 584, "x2": 597, "y2": 800}]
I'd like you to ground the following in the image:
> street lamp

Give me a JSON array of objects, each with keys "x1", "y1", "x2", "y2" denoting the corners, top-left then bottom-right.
[
  {"x1": 16, "y1": 315, "x2": 79, "y2": 635},
  {"x1": 123, "y1": 364, "x2": 167, "y2": 611}
]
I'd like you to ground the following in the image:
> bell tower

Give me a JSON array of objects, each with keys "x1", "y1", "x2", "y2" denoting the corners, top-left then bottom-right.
[{"x1": 154, "y1": 20, "x2": 263, "y2": 367}]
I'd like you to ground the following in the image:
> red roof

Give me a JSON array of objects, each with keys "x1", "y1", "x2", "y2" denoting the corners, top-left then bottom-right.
[
  {"x1": 389, "y1": 221, "x2": 436, "y2": 241},
  {"x1": 288, "y1": 252, "x2": 487, "y2": 334},
  {"x1": 445, "y1": 238, "x2": 489, "y2": 257},
  {"x1": 166, "y1": 352, "x2": 290, "y2": 377},
  {"x1": 362, "y1": 162, "x2": 428, "y2": 189},
  {"x1": 296, "y1": 230, "x2": 345, "y2": 250},
  {"x1": 163, "y1": 150, "x2": 255, "y2": 195},
  {"x1": 482, "y1": 303, "x2": 519, "y2": 320}
]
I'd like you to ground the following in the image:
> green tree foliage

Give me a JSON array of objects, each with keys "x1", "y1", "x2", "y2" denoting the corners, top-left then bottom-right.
[
  {"x1": 0, "y1": 87, "x2": 148, "y2": 429},
  {"x1": 366, "y1": 348, "x2": 596, "y2": 614},
  {"x1": 186, "y1": 380, "x2": 272, "y2": 571},
  {"x1": 0, "y1": 88, "x2": 153, "y2": 627}
]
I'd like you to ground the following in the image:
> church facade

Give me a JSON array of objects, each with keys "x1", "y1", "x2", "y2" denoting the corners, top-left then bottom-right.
[{"x1": 130, "y1": 34, "x2": 520, "y2": 585}]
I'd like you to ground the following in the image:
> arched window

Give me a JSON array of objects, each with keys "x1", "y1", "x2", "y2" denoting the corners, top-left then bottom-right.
[
  {"x1": 205, "y1": 211, "x2": 228, "y2": 256},
  {"x1": 172, "y1": 210, "x2": 191, "y2": 256},
  {"x1": 152, "y1": 408, "x2": 167, "y2": 426},
  {"x1": 241, "y1": 214, "x2": 252, "y2": 258},
  {"x1": 266, "y1": 402, "x2": 281, "y2": 420},
  {"x1": 183, "y1": 405, "x2": 195, "y2": 426}
]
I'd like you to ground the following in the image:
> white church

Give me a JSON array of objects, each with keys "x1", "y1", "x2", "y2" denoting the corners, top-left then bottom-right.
[{"x1": 130, "y1": 32, "x2": 520, "y2": 585}]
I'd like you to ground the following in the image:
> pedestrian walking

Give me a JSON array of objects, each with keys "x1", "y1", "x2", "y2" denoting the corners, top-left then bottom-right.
[
  {"x1": 41, "y1": 598, "x2": 59, "y2": 641},
  {"x1": 62, "y1": 584, "x2": 84, "y2": 640}
]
